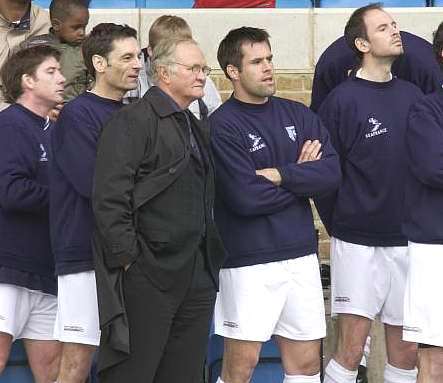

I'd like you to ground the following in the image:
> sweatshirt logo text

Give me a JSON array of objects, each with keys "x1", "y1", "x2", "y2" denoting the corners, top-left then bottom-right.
[
  {"x1": 285, "y1": 125, "x2": 297, "y2": 142},
  {"x1": 39, "y1": 144, "x2": 48, "y2": 162},
  {"x1": 365, "y1": 117, "x2": 387, "y2": 139},
  {"x1": 248, "y1": 133, "x2": 266, "y2": 152}
]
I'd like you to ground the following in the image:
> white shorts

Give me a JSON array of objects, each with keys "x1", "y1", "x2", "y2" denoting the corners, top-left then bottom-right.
[
  {"x1": 0, "y1": 283, "x2": 57, "y2": 341},
  {"x1": 330, "y1": 237, "x2": 408, "y2": 325},
  {"x1": 214, "y1": 254, "x2": 326, "y2": 342},
  {"x1": 403, "y1": 242, "x2": 443, "y2": 347},
  {"x1": 53, "y1": 271, "x2": 100, "y2": 346}
]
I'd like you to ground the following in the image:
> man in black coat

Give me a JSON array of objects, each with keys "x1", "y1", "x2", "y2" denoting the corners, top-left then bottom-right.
[{"x1": 92, "y1": 37, "x2": 225, "y2": 383}]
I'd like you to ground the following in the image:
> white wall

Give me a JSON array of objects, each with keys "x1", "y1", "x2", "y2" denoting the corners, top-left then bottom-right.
[{"x1": 88, "y1": 7, "x2": 443, "y2": 71}]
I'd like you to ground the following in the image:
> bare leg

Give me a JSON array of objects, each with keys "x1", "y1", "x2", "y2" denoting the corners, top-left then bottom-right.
[
  {"x1": 417, "y1": 347, "x2": 443, "y2": 383},
  {"x1": 275, "y1": 336, "x2": 321, "y2": 375},
  {"x1": 57, "y1": 343, "x2": 96, "y2": 383},
  {"x1": 0, "y1": 332, "x2": 12, "y2": 375},
  {"x1": 335, "y1": 314, "x2": 372, "y2": 371},
  {"x1": 384, "y1": 324, "x2": 417, "y2": 369},
  {"x1": 221, "y1": 338, "x2": 262, "y2": 383},
  {"x1": 24, "y1": 338, "x2": 61, "y2": 383}
]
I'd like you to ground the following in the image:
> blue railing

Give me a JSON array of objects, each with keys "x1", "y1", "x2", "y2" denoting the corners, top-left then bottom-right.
[{"x1": 33, "y1": 0, "x2": 437, "y2": 8}]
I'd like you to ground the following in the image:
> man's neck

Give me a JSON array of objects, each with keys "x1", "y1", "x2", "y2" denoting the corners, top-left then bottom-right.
[
  {"x1": 0, "y1": 0, "x2": 29, "y2": 23},
  {"x1": 358, "y1": 56, "x2": 395, "y2": 83},
  {"x1": 90, "y1": 81, "x2": 124, "y2": 102},
  {"x1": 233, "y1": 85, "x2": 268, "y2": 104},
  {"x1": 16, "y1": 96, "x2": 52, "y2": 119}
]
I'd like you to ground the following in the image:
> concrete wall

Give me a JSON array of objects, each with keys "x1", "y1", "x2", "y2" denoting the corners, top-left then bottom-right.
[{"x1": 88, "y1": 7, "x2": 443, "y2": 70}]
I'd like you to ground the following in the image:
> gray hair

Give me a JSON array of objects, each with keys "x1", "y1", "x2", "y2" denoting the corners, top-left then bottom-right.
[{"x1": 150, "y1": 38, "x2": 198, "y2": 83}]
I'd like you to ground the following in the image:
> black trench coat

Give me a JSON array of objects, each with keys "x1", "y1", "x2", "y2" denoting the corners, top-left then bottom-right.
[{"x1": 92, "y1": 86, "x2": 225, "y2": 372}]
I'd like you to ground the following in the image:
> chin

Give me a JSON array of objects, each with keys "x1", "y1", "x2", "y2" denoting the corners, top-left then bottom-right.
[
  {"x1": 126, "y1": 80, "x2": 139, "y2": 89},
  {"x1": 193, "y1": 91, "x2": 205, "y2": 99}
]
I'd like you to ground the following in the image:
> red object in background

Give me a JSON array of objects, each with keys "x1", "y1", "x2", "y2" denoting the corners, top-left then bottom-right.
[{"x1": 193, "y1": 0, "x2": 275, "y2": 7}]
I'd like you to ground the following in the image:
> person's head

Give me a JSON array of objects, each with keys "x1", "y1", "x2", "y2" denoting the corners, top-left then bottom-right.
[
  {"x1": 217, "y1": 27, "x2": 274, "y2": 104},
  {"x1": 82, "y1": 23, "x2": 141, "y2": 96},
  {"x1": 433, "y1": 21, "x2": 443, "y2": 70},
  {"x1": 49, "y1": 0, "x2": 89, "y2": 46},
  {"x1": 1, "y1": 45, "x2": 65, "y2": 107},
  {"x1": 147, "y1": 15, "x2": 192, "y2": 57},
  {"x1": 151, "y1": 38, "x2": 209, "y2": 108},
  {"x1": 344, "y1": 3, "x2": 402, "y2": 63}
]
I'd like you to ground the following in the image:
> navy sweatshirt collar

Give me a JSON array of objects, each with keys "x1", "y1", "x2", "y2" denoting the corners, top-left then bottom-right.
[
  {"x1": 350, "y1": 74, "x2": 397, "y2": 90},
  {"x1": 229, "y1": 94, "x2": 272, "y2": 113},
  {"x1": 85, "y1": 91, "x2": 123, "y2": 107},
  {"x1": 13, "y1": 103, "x2": 48, "y2": 127}
]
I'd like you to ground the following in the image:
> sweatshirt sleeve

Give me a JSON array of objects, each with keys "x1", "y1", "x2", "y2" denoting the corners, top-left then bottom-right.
[
  {"x1": 312, "y1": 93, "x2": 344, "y2": 233},
  {"x1": 93, "y1": 109, "x2": 148, "y2": 269},
  {"x1": 407, "y1": 96, "x2": 443, "y2": 189},
  {"x1": 310, "y1": 67, "x2": 330, "y2": 113},
  {"x1": 52, "y1": 108, "x2": 100, "y2": 199},
  {"x1": 0, "y1": 125, "x2": 48, "y2": 212},
  {"x1": 211, "y1": 125, "x2": 297, "y2": 217},
  {"x1": 277, "y1": 109, "x2": 341, "y2": 198}
]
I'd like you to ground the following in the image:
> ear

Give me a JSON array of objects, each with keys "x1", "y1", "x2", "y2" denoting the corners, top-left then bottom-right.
[
  {"x1": 52, "y1": 17, "x2": 62, "y2": 32},
  {"x1": 158, "y1": 65, "x2": 171, "y2": 85},
  {"x1": 226, "y1": 64, "x2": 239, "y2": 81},
  {"x1": 92, "y1": 54, "x2": 107, "y2": 75},
  {"x1": 355, "y1": 37, "x2": 370, "y2": 54},
  {"x1": 21, "y1": 73, "x2": 35, "y2": 92},
  {"x1": 147, "y1": 46, "x2": 153, "y2": 58}
]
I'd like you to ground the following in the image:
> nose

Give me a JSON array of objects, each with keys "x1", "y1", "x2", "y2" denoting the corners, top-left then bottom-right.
[
  {"x1": 59, "y1": 73, "x2": 66, "y2": 85},
  {"x1": 134, "y1": 56, "x2": 143, "y2": 70},
  {"x1": 263, "y1": 59, "x2": 273, "y2": 72},
  {"x1": 196, "y1": 68, "x2": 206, "y2": 80}
]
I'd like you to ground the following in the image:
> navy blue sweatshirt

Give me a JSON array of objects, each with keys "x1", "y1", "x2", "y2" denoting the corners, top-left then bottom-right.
[
  {"x1": 403, "y1": 90, "x2": 443, "y2": 244},
  {"x1": 210, "y1": 96, "x2": 341, "y2": 268},
  {"x1": 316, "y1": 76, "x2": 423, "y2": 247},
  {"x1": 50, "y1": 92, "x2": 123, "y2": 275},
  {"x1": 0, "y1": 104, "x2": 56, "y2": 294},
  {"x1": 311, "y1": 32, "x2": 443, "y2": 112}
]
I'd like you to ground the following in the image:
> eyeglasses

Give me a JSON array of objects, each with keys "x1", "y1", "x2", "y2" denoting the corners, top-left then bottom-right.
[{"x1": 170, "y1": 62, "x2": 212, "y2": 76}]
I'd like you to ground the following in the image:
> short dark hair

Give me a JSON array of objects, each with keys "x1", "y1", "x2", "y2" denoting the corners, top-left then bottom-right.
[
  {"x1": 1, "y1": 45, "x2": 61, "y2": 103},
  {"x1": 344, "y1": 2, "x2": 383, "y2": 60},
  {"x1": 433, "y1": 21, "x2": 443, "y2": 70},
  {"x1": 82, "y1": 23, "x2": 137, "y2": 79},
  {"x1": 49, "y1": 0, "x2": 89, "y2": 22},
  {"x1": 217, "y1": 26, "x2": 270, "y2": 79}
]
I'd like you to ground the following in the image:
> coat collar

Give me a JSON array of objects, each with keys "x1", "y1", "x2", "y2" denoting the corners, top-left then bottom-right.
[
  {"x1": 144, "y1": 86, "x2": 184, "y2": 118},
  {"x1": 144, "y1": 85, "x2": 210, "y2": 150}
]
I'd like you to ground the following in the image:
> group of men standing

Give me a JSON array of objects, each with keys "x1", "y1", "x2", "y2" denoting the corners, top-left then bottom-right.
[{"x1": 0, "y1": 1, "x2": 442, "y2": 383}]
